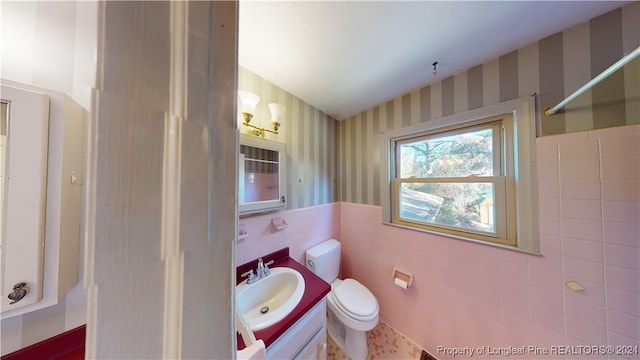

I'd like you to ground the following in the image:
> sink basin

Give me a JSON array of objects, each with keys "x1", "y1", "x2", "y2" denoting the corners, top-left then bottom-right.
[{"x1": 236, "y1": 267, "x2": 305, "y2": 331}]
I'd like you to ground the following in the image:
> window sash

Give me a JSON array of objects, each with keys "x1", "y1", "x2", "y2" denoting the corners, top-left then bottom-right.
[
  {"x1": 394, "y1": 121, "x2": 503, "y2": 178},
  {"x1": 391, "y1": 176, "x2": 513, "y2": 246}
]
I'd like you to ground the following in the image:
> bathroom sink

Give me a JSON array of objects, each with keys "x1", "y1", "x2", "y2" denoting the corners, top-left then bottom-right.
[{"x1": 236, "y1": 267, "x2": 305, "y2": 331}]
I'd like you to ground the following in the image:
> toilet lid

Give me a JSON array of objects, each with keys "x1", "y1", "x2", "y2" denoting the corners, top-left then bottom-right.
[{"x1": 333, "y1": 278, "x2": 378, "y2": 318}]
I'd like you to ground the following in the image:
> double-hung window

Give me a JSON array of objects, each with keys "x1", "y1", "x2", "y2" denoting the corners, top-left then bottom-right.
[{"x1": 382, "y1": 97, "x2": 539, "y2": 253}]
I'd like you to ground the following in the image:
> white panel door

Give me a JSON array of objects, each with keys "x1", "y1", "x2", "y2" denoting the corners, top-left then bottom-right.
[{"x1": 0, "y1": 85, "x2": 50, "y2": 313}]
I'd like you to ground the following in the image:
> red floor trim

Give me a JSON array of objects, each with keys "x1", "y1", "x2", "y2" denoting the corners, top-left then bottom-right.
[{"x1": 2, "y1": 325, "x2": 85, "y2": 360}]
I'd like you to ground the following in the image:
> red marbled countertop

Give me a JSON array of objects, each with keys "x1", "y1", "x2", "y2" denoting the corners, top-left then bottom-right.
[
  {"x1": 2, "y1": 247, "x2": 329, "y2": 358},
  {"x1": 236, "y1": 247, "x2": 330, "y2": 350}
]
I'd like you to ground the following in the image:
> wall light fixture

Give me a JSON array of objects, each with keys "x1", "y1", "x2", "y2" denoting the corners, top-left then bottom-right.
[{"x1": 238, "y1": 91, "x2": 284, "y2": 137}]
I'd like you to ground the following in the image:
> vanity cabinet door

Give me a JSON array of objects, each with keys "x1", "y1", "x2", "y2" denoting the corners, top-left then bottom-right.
[
  {"x1": 294, "y1": 326, "x2": 327, "y2": 360},
  {"x1": 0, "y1": 85, "x2": 50, "y2": 312},
  {"x1": 266, "y1": 299, "x2": 326, "y2": 360}
]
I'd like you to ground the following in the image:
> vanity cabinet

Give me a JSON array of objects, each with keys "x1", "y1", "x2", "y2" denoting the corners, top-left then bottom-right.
[
  {"x1": 266, "y1": 299, "x2": 327, "y2": 360},
  {"x1": 1, "y1": 81, "x2": 83, "y2": 319},
  {"x1": 239, "y1": 134, "x2": 287, "y2": 216}
]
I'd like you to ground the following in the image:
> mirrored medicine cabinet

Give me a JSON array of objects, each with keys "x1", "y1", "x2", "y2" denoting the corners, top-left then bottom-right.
[
  {"x1": 239, "y1": 134, "x2": 287, "y2": 217},
  {"x1": 1, "y1": 80, "x2": 83, "y2": 319}
]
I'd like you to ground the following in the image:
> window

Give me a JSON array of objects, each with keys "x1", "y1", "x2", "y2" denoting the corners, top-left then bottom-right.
[{"x1": 382, "y1": 97, "x2": 539, "y2": 253}]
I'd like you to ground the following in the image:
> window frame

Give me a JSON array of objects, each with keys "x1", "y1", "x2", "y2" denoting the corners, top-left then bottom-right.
[{"x1": 381, "y1": 96, "x2": 539, "y2": 254}]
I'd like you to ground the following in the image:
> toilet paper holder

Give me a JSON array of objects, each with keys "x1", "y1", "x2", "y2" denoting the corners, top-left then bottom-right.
[{"x1": 392, "y1": 268, "x2": 413, "y2": 288}]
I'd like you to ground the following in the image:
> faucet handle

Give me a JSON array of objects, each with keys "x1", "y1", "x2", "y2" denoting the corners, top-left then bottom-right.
[
  {"x1": 241, "y1": 269, "x2": 256, "y2": 284},
  {"x1": 263, "y1": 260, "x2": 274, "y2": 276}
]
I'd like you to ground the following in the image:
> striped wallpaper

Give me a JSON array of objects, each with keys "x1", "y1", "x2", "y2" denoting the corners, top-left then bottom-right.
[
  {"x1": 339, "y1": 4, "x2": 639, "y2": 206},
  {"x1": 238, "y1": 66, "x2": 340, "y2": 210}
]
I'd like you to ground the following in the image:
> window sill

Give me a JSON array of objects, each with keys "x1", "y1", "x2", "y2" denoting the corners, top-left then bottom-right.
[{"x1": 382, "y1": 221, "x2": 542, "y2": 256}]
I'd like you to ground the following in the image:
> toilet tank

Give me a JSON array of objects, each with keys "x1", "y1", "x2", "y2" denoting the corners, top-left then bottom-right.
[{"x1": 305, "y1": 239, "x2": 341, "y2": 284}]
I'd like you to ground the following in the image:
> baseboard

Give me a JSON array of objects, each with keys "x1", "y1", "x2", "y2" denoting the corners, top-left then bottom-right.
[{"x1": 1, "y1": 325, "x2": 85, "y2": 360}]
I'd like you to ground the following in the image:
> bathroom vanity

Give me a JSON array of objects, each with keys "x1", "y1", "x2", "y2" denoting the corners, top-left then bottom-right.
[{"x1": 236, "y1": 248, "x2": 331, "y2": 359}]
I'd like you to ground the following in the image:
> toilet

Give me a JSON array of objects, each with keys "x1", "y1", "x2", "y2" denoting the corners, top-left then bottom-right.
[{"x1": 306, "y1": 239, "x2": 379, "y2": 359}]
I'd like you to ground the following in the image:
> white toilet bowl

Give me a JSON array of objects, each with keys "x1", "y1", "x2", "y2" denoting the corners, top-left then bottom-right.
[
  {"x1": 326, "y1": 278, "x2": 379, "y2": 359},
  {"x1": 305, "y1": 239, "x2": 380, "y2": 359}
]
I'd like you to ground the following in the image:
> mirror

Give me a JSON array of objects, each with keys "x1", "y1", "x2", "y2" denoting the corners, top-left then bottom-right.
[{"x1": 239, "y1": 134, "x2": 286, "y2": 216}]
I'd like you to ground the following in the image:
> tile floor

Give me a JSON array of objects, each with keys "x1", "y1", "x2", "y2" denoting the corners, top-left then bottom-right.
[{"x1": 326, "y1": 320, "x2": 429, "y2": 360}]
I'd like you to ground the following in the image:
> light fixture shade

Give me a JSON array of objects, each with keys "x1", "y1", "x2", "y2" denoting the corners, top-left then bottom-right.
[
  {"x1": 238, "y1": 91, "x2": 260, "y2": 115},
  {"x1": 268, "y1": 103, "x2": 286, "y2": 123}
]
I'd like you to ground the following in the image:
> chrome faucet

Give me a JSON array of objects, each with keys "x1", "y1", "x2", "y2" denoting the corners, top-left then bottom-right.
[
  {"x1": 257, "y1": 258, "x2": 265, "y2": 278},
  {"x1": 241, "y1": 258, "x2": 274, "y2": 284}
]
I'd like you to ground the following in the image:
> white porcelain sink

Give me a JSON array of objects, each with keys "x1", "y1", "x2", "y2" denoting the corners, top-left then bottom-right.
[{"x1": 236, "y1": 267, "x2": 305, "y2": 331}]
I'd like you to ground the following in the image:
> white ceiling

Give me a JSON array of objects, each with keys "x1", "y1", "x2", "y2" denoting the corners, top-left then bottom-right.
[{"x1": 239, "y1": 1, "x2": 630, "y2": 120}]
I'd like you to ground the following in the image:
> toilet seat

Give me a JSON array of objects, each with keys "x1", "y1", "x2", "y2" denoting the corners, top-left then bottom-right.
[{"x1": 332, "y1": 279, "x2": 379, "y2": 322}]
